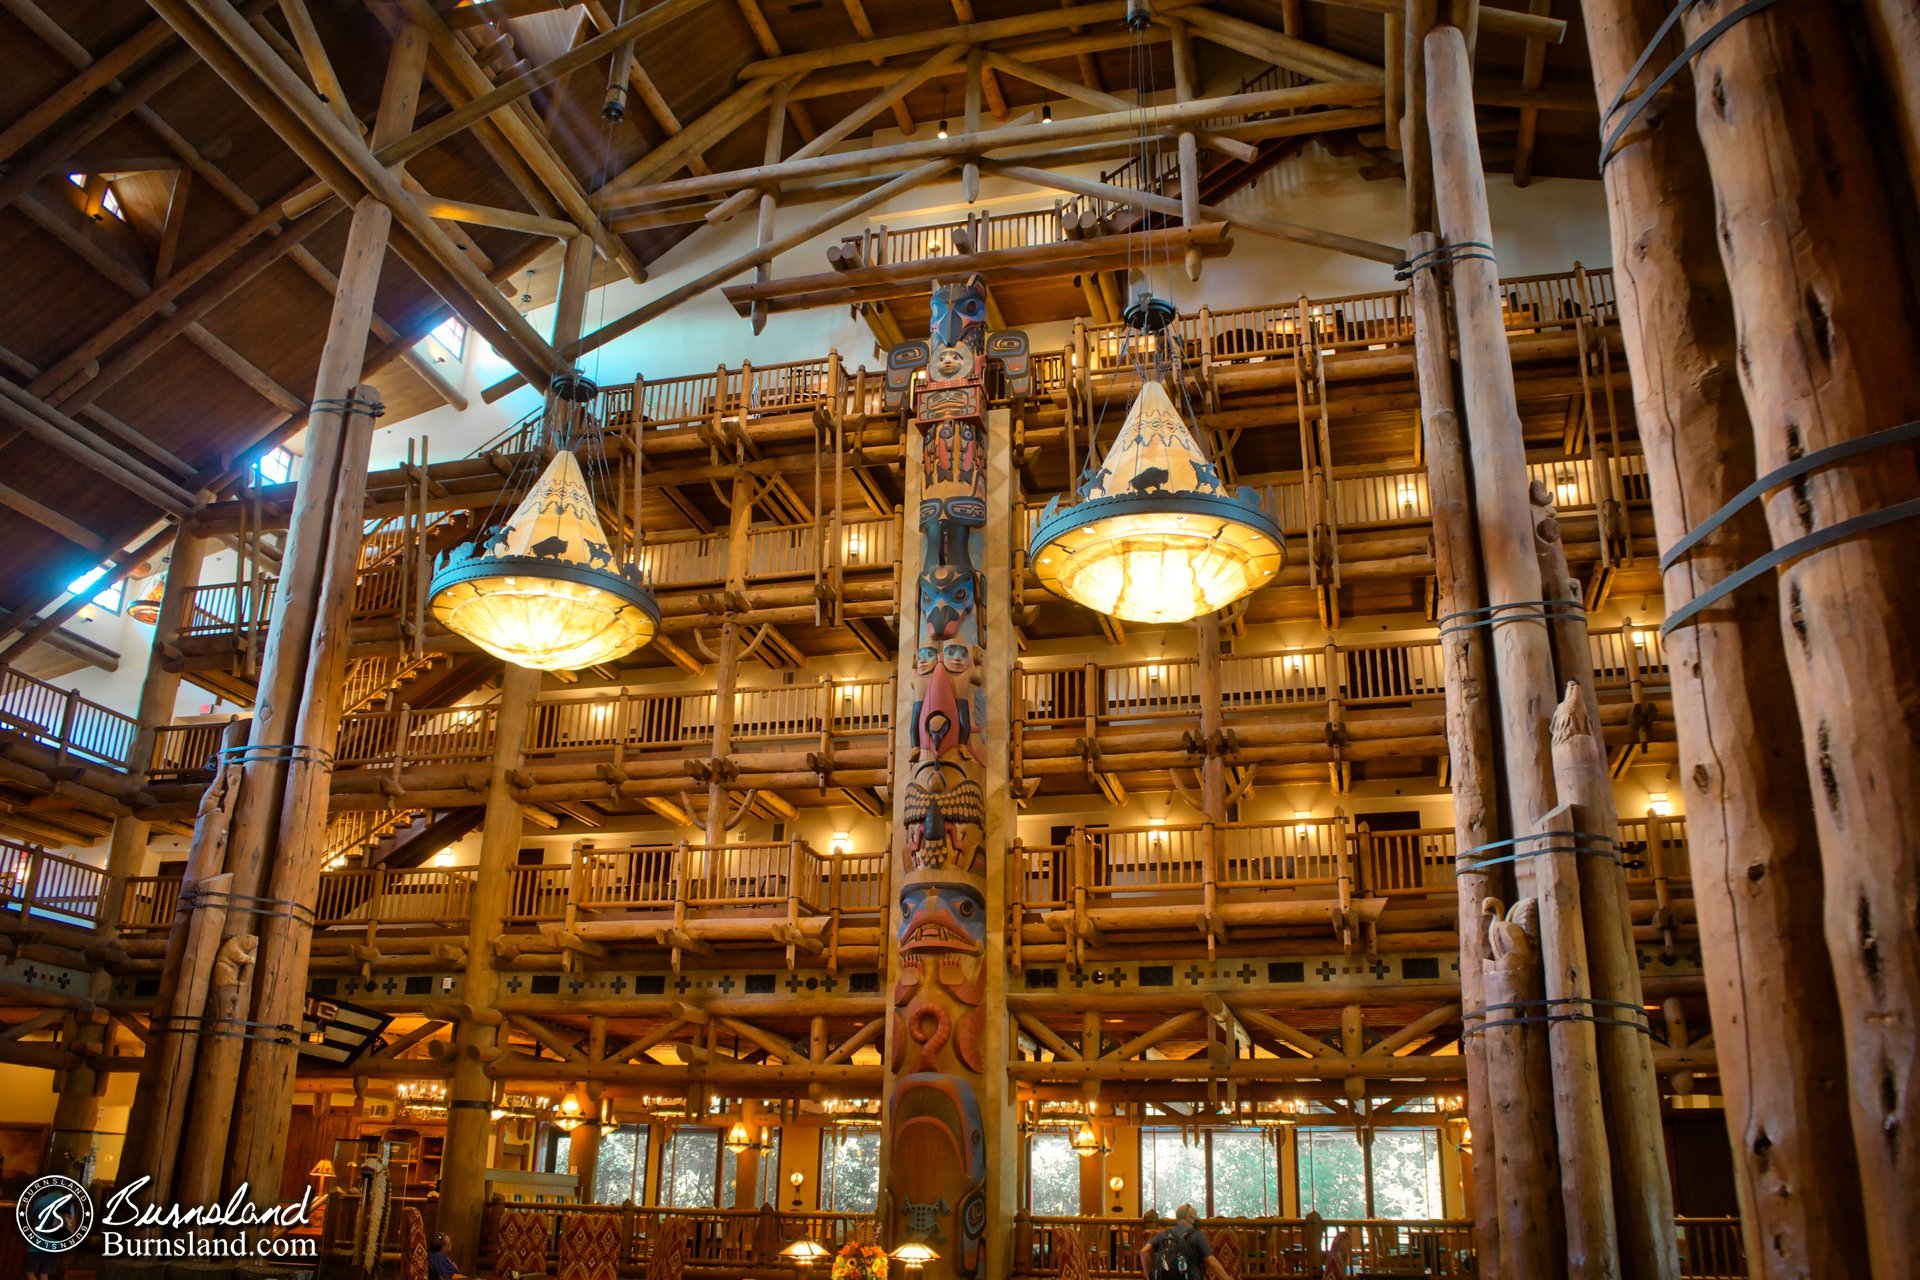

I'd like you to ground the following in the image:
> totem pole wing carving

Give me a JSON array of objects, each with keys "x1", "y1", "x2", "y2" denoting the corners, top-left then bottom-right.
[
  {"x1": 987, "y1": 330, "x2": 1032, "y2": 399},
  {"x1": 883, "y1": 340, "x2": 931, "y2": 411}
]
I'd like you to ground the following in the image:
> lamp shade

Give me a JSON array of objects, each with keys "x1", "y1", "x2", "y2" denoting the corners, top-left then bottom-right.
[
  {"x1": 1030, "y1": 383, "x2": 1282, "y2": 624},
  {"x1": 430, "y1": 450, "x2": 658, "y2": 670},
  {"x1": 309, "y1": 1159, "x2": 335, "y2": 1179},
  {"x1": 127, "y1": 576, "x2": 166, "y2": 624},
  {"x1": 780, "y1": 1240, "x2": 830, "y2": 1262},
  {"x1": 890, "y1": 1243, "x2": 939, "y2": 1267}
]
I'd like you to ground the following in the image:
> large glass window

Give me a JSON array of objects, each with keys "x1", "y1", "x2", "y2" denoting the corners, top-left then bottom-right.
[
  {"x1": 820, "y1": 1127, "x2": 881, "y2": 1213},
  {"x1": 1141, "y1": 1129, "x2": 1208, "y2": 1217},
  {"x1": 1296, "y1": 1127, "x2": 1444, "y2": 1219},
  {"x1": 1368, "y1": 1130, "x2": 1444, "y2": 1219},
  {"x1": 1208, "y1": 1130, "x2": 1280, "y2": 1217},
  {"x1": 593, "y1": 1125, "x2": 651, "y2": 1204},
  {"x1": 1142, "y1": 1127, "x2": 1281, "y2": 1218},
  {"x1": 662, "y1": 1128, "x2": 721, "y2": 1207},
  {"x1": 1297, "y1": 1128, "x2": 1367, "y2": 1219},
  {"x1": 1027, "y1": 1132, "x2": 1081, "y2": 1216}
]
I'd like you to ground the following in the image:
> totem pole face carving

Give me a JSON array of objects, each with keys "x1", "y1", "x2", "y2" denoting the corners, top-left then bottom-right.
[{"x1": 887, "y1": 278, "x2": 997, "y2": 1278}]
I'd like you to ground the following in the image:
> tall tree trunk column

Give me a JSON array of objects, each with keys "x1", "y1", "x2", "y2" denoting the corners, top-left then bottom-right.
[
  {"x1": 1577, "y1": 2, "x2": 1872, "y2": 1271},
  {"x1": 1426, "y1": 24, "x2": 1619, "y2": 1276},
  {"x1": 1685, "y1": 4, "x2": 1920, "y2": 1271},
  {"x1": 882, "y1": 281, "x2": 1012, "y2": 1280},
  {"x1": 1407, "y1": 233, "x2": 1538, "y2": 1278}
]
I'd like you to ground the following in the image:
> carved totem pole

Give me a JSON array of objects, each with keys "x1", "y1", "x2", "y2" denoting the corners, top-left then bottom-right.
[{"x1": 881, "y1": 278, "x2": 1027, "y2": 1279}]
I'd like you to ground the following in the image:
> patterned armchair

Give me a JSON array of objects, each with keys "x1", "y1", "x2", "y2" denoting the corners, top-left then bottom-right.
[
  {"x1": 401, "y1": 1207, "x2": 431, "y2": 1280},
  {"x1": 559, "y1": 1213, "x2": 623, "y2": 1280},
  {"x1": 1052, "y1": 1224, "x2": 1088, "y2": 1280},
  {"x1": 490, "y1": 1205, "x2": 550, "y2": 1278},
  {"x1": 645, "y1": 1214, "x2": 690, "y2": 1280},
  {"x1": 1213, "y1": 1228, "x2": 1244, "y2": 1280}
]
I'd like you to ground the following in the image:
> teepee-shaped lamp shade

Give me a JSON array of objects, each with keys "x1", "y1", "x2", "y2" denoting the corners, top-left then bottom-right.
[
  {"x1": 429, "y1": 450, "x2": 659, "y2": 670},
  {"x1": 1030, "y1": 382, "x2": 1282, "y2": 624},
  {"x1": 127, "y1": 575, "x2": 166, "y2": 625}
]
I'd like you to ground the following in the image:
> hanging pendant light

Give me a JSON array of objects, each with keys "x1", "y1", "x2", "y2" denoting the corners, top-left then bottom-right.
[
  {"x1": 1029, "y1": 319, "x2": 1282, "y2": 624},
  {"x1": 430, "y1": 378, "x2": 659, "y2": 671},
  {"x1": 127, "y1": 574, "x2": 166, "y2": 624}
]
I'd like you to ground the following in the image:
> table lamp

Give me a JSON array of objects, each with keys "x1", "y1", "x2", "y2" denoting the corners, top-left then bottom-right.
[{"x1": 890, "y1": 1242, "x2": 939, "y2": 1276}]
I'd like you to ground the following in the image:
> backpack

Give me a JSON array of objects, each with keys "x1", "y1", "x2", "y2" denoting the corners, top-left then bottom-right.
[{"x1": 1150, "y1": 1225, "x2": 1198, "y2": 1280}]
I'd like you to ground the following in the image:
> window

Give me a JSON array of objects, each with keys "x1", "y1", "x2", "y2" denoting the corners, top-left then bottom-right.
[
  {"x1": 538, "y1": 1126, "x2": 572, "y2": 1175},
  {"x1": 1296, "y1": 1126, "x2": 1443, "y2": 1219},
  {"x1": 1208, "y1": 1129, "x2": 1279, "y2": 1218},
  {"x1": 722, "y1": 1132, "x2": 781, "y2": 1208},
  {"x1": 252, "y1": 446, "x2": 296, "y2": 486},
  {"x1": 1142, "y1": 1127, "x2": 1281, "y2": 1218},
  {"x1": 423, "y1": 315, "x2": 469, "y2": 365},
  {"x1": 819, "y1": 1127, "x2": 881, "y2": 1213},
  {"x1": 1141, "y1": 1128, "x2": 1208, "y2": 1217},
  {"x1": 67, "y1": 563, "x2": 124, "y2": 613},
  {"x1": 593, "y1": 1125, "x2": 651, "y2": 1204},
  {"x1": 1027, "y1": 1132, "x2": 1080, "y2": 1216},
  {"x1": 662, "y1": 1127, "x2": 721, "y2": 1207},
  {"x1": 1368, "y1": 1130, "x2": 1443, "y2": 1220}
]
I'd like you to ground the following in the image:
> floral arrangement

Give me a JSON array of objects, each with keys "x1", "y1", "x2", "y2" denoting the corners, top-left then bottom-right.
[{"x1": 830, "y1": 1241, "x2": 889, "y2": 1280}]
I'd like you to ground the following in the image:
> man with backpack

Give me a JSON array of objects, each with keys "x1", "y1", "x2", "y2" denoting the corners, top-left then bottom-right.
[{"x1": 1138, "y1": 1204, "x2": 1231, "y2": 1280}]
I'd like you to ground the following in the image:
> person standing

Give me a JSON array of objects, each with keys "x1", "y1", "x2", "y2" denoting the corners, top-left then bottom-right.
[{"x1": 1139, "y1": 1204, "x2": 1231, "y2": 1280}]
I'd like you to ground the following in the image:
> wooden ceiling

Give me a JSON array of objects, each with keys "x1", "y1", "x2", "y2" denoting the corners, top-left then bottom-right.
[{"x1": 0, "y1": 0, "x2": 1601, "y2": 625}]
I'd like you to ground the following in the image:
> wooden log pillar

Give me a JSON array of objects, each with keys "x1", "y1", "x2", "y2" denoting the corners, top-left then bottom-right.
[
  {"x1": 171, "y1": 24, "x2": 426, "y2": 1205},
  {"x1": 881, "y1": 282, "x2": 1014, "y2": 1280},
  {"x1": 55, "y1": 532, "x2": 209, "y2": 1176},
  {"x1": 227, "y1": 388, "x2": 382, "y2": 1199},
  {"x1": 705, "y1": 473, "x2": 756, "y2": 847},
  {"x1": 1167, "y1": 15, "x2": 1205, "y2": 283},
  {"x1": 1425, "y1": 25, "x2": 1619, "y2": 1275},
  {"x1": 1684, "y1": 6, "x2": 1920, "y2": 1270},
  {"x1": 1577, "y1": 1, "x2": 1870, "y2": 1270},
  {"x1": 443, "y1": 229, "x2": 600, "y2": 1264},
  {"x1": 1407, "y1": 231, "x2": 1527, "y2": 1277}
]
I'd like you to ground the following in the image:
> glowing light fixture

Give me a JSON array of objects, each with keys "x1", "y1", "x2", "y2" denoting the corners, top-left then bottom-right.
[
  {"x1": 1647, "y1": 792, "x2": 1673, "y2": 817},
  {"x1": 1294, "y1": 810, "x2": 1313, "y2": 835},
  {"x1": 554, "y1": 1087, "x2": 585, "y2": 1132},
  {"x1": 830, "y1": 831, "x2": 852, "y2": 856},
  {"x1": 1069, "y1": 1121, "x2": 1107, "y2": 1156},
  {"x1": 724, "y1": 1120, "x2": 767, "y2": 1153},
  {"x1": 128, "y1": 575, "x2": 166, "y2": 624},
  {"x1": 1042, "y1": 103, "x2": 1054, "y2": 124},
  {"x1": 890, "y1": 1242, "x2": 939, "y2": 1275},
  {"x1": 429, "y1": 447, "x2": 659, "y2": 671},
  {"x1": 781, "y1": 1239, "x2": 830, "y2": 1269},
  {"x1": 1030, "y1": 377, "x2": 1282, "y2": 625}
]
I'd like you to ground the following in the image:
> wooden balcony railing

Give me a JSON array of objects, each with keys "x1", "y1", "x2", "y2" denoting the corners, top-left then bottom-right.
[
  {"x1": 475, "y1": 1203, "x2": 877, "y2": 1274},
  {"x1": 1674, "y1": 1217, "x2": 1748, "y2": 1279},
  {"x1": 1018, "y1": 815, "x2": 1689, "y2": 911},
  {"x1": 0, "y1": 664, "x2": 140, "y2": 770},
  {"x1": 1015, "y1": 1215, "x2": 1475, "y2": 1279},
  {"x1": 0, "y1": 840, "x2": 107, "y2": 929}
]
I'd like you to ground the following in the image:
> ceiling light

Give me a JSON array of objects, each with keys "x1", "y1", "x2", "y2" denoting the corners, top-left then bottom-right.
[
  {"x1": 1043, "y1": 103, "x2": 1054, "y2": 124},
  {"x1": 430, "y1": 447, "x2": 659, "y2": 671},
  {"x1": 1029, "y1": 379, "x2": 1283, "y2": 624},
  {"x1": 937, "y1": 118, "x2": 949, "y2": 139}
]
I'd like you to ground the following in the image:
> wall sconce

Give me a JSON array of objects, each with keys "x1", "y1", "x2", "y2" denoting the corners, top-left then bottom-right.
[
  {"x1": 1293, "y1": 810, "x2": 1312, "y2": 836},
  {"x1": 1144, "y1": 663, "x2": 1165, "y2": 683},
  {"x1": 1108, "y1": 1174, "x2": 1125, "y2": 1212},
  {"x1": 845, "y1": 530, "x2": 867, "y2": 557},
  {"x1": 1396, "y1": 482, "x2": 1419, "y2": 511},
  {"x1": 830, "y1": 832, "x2": 852, "y2": 856},
  {"x1": 789, "y1": 1169, "x2": 806, "y2": 1207},
  {"x1": 1554, "y1": 472, "x2": 1579, "y2": 504},
  {"x1": 1630, "y1": 629, "x2": 1650, "y2": 649},
  {"x1": 433, "y1": 850, "x2": 455, "y2": 868},
  {"x1": 1147, "y1": 818, "x2": 1165, "y2": 849},
  {"x1": 1647, "y1": 793, "x2": 1672, "y2": 817}
]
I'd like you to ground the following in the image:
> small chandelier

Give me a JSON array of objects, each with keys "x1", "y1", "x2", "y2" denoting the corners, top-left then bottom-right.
[
  {"x1": 127, "y1": 574, "x2": 166, "y2": 624},
  {"x1": 1030, "y1": 299, "x2": 1282, "y2": 624},
  {"x1": 725, "y1": 1120, "x2": 767, "y2": 1153},
  {"x1": 429, "y1": 376, "x2": 659, "y2": 670},
  {"x1": 553, "y1": 1087, "x2": 586, "y2": 1133},
  {"x1": 1070, "y1": 1121, "x2": 1108, "y2": 1157}
]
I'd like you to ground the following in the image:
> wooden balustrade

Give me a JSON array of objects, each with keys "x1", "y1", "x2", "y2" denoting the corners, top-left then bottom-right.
[
  {"x1": 1013, "y1": 1215, "x2": 1476, "y2": 1279},
  {"x1": 0, "y1": 664, "x2": 140, "y2": 769},
  {"x1": 475, "y1": 1203, "x2": 877, "y2": 1273},
  {"x1": 118, "y1": 872, "x2": 181, "y2": 930},
  {"x1": 0, "y1": 839, "x2": 106, "y2": 928},
  {"x1": 1674, "y1": 1217, "x2": 1747, "y2": 1279},
  {"x1": 146, "y1": 720, "x2": 230, "y2": 781}
]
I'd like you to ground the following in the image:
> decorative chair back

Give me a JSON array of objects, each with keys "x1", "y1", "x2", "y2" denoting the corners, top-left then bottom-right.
[
  {"x1": 1052, "y1": 1223, "x2": 1088, "y2": 1280},
  {"x1": 645, "y1": 1213, "x2": 690, "y2": 1280},
  {"x1": 492, "y1": 1206, "x2": 550, "y2": 1278},
  {"x1": 1321, "y1": 1227, "x2": 1351, "y2": 1279},
  {"x1": 1213, "y1": 1227, "x2": 1244, "y2": 1280},
  {"x1": 400, "y1": 1207, "x2": 430, "y2": 1280},
  {"x1": 560, "y1": 1212, "x2": 623, "y2": 1280}
]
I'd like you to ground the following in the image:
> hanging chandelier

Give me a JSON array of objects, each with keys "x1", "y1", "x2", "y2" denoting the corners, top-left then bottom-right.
[
  {"x1": 127, "y1": 574, "x2": 166, "y2": 624},
  {"x1": 1029, "y1": 305, "x2": 1283, "y2": 624},
  {"x1": 429, "y1": 376, "x2": 659, "y2": 670}
]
